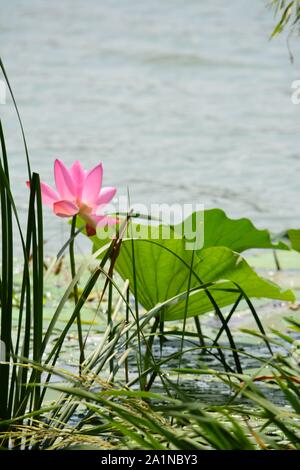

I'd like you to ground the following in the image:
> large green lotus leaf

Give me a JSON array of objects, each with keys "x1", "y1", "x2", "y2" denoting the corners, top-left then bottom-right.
[
  {"x1": 162, "y1": 247, "x2": 295, "y2": 321},
  {"x1": 83, "y1": 208, "x2": 288, "y2": 255},
  {"x1": 173, "y1": 208, "x2": 288, "y2": 252},
  {"x1": 78, "y1": 209, "x2": 293, "y2": 321},
  {"x1": 285, "y1": 229, "x2": 300, "y2": 252},
  {"x1": 90, "y1": 224, "x2": 294, "y2": 320}
]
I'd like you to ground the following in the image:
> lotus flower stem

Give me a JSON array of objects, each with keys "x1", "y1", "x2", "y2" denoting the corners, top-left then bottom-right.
[{"x1": 69, "y1": 215, "x2": 85, "y2": 372}]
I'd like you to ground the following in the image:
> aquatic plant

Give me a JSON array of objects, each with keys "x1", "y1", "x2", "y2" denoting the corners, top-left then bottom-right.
[
  {"x1": 27, "y1": 159, "x2": 117, "y2": 236},
  {"x1": 88, "y1": 216, "x2": 294, "y2": 322}
]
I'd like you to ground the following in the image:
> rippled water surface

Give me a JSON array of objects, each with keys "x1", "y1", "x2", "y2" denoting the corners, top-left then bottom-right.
[{"x1": 1, "y1": 0, "x2": 300, "y2": 252}]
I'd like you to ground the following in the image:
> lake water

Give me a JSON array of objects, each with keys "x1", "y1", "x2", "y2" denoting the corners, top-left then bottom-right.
[{"x1": 1, "y1": 0, "x2": 300, "y2": 254}]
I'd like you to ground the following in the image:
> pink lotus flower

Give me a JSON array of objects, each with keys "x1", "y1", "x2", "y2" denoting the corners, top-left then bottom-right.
[{"x1": 27, "y1": 159, "x2": 117, "y2": 236}]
